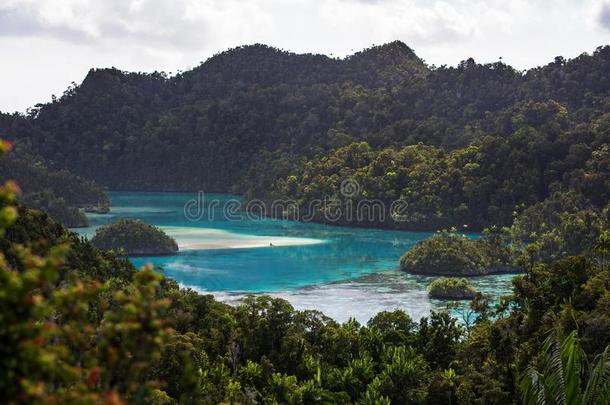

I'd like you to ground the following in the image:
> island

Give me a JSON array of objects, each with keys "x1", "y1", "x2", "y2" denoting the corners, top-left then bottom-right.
[
  {"x1": 427, "y1": 277, "x2": 477, "y2": 300},
  {"x1": 91, "y1": 219, "x2": 178, "y2": 256},
  {"x1": 399, "y1": 232, "x2": 515, "y2": 276}
]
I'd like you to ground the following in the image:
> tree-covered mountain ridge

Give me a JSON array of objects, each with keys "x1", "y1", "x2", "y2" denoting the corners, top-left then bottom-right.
[
  {"x1": 1, "y1": 41, "x2": 609, "y2": 230},
  {"x1": 2, "y1": 41, "x2": 431, "y2": 188}
]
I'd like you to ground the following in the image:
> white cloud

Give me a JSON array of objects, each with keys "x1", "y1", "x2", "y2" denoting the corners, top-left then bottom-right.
[
  {"x1": 0, "y1": 0, "x2": 273, "y2": 48},
  {"x1": 319, "y1": 0, "x2": 476, "y2": 46},
  {"x1": 0, "y1": 0, "x2": 535, "y2": 55},
  {"x1": 0, "y1": 0, "x2": 608, "y2": 112},
  {"x1": 597, "y1": 1, "x2": 610, "y2": 30}
]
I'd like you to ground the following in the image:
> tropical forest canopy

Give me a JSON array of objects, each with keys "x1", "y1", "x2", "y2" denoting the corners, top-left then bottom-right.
[{"x1": 1, "y1": 41, "x2": 609, "y2": 230}]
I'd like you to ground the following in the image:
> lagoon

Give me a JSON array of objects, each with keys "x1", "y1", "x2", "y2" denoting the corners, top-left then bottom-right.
[{"x1": 75, "y1": 192, "x2": 514, "y2": 323}]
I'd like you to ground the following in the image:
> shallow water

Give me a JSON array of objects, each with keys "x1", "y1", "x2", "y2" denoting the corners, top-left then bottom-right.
[{"x1": 75, "y1": 192, "x2": 516, "y2": 323}]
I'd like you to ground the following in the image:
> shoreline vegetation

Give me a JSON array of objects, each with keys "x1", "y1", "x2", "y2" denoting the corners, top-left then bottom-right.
[
  {"x1": 0, "y1": 147, "x2": 109, "y2": 227},
  {"x1": 398, "y1": 191, "x2": 609, "y2": 276}
]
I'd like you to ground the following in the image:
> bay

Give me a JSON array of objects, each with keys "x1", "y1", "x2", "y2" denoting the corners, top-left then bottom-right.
[{"x1": 75, "y1": 191, "x2": 515, "y2": 323}]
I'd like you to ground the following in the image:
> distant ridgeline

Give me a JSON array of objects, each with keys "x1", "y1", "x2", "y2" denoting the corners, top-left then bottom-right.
[
  {"x1": 0, "y1": 143, "x2": 108, "y2": 227},
  {"x1": 1, "y1": 41, "x2": 609, "y2": 230}
]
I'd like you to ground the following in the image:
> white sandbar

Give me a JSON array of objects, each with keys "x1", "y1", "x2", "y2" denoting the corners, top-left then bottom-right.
[{"x1": 160, "y1": 226, "x2": 323, "y2": 250}]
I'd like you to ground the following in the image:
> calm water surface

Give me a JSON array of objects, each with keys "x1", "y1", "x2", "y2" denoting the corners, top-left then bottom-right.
[{"x1": 75, "y1": 192, "x2": 515, "y2": 323}]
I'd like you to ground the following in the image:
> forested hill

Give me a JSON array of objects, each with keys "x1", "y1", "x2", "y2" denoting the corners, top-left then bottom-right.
[
  {"x1": 181, "y1": 41, "x2": 427, "y2": 89},
  {"x1": 1, "y1": 42, "x2": 609, "y2": 228},
  {"x1": 1, "y1": 41, "x2": 430, "y2": 191}
]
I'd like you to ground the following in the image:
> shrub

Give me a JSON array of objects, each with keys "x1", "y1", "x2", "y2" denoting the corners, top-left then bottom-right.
[{"x1": 427, "y1": 277, "x2": 476, "y2": 300}]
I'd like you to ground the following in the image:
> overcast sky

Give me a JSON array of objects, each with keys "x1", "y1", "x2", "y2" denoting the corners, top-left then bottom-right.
[{"x1": 1, "y1": 0, "x2": 609, "y2": 113}]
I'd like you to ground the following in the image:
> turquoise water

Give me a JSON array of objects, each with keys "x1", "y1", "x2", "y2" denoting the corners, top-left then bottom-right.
[{"x1": 76, "y1": 192, "x2": 516, "y2": 323}]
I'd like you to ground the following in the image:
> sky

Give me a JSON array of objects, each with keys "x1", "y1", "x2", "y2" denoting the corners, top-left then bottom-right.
[{"x1": 1, "y1": 0, "x2": 609, "y2": 113}]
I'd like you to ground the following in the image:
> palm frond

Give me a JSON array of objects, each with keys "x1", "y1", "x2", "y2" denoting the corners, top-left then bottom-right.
[
  {"x1": 541, "y1": 332, "x2": 567, "y2": 405},
  {"x1": 560, "y1": 330, "x2": 584, "y2": 405},
  {"x1": 583, "y1": 346, "x2": 610, "y2": 405},
  {"x1": 521, "y1": 329, "x2": 610, "y2": 405},
  {"x1": 520, "y1": 367, "x2": 548, "y2": 405}
]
